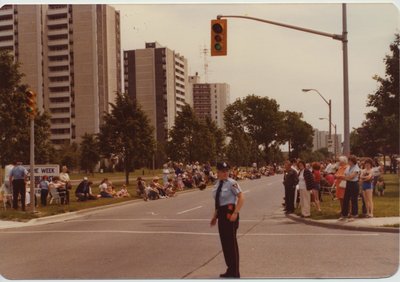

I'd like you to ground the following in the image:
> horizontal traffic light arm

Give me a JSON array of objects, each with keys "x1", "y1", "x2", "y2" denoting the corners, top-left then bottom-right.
[{"x1": 216, "y1": 15, "x2": 344, "y2": 42}]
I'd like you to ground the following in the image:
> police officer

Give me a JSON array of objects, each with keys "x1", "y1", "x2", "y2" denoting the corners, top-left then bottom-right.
[{"x1": 210, "y1": 162, "x2": 244, "y2": 278}]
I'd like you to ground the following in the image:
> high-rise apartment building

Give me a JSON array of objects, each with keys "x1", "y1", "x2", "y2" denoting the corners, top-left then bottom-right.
[
  {"x1": 0, "y1": 4, "x2": 121, "y2": 145},
  {"x1": 192, "y1": 81, "x2": 230, "y2": 128},
  {"x1": 123, "y1": 42, "x2": 189, "y2": 144},
  {"x1": 312, "y1": 128, "x2": 342, "y2": 156}
]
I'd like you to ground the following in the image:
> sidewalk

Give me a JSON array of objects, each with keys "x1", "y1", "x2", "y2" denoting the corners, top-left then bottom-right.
[{"x1": 287, "y1": 214, "x2": 400, "y2": 233}]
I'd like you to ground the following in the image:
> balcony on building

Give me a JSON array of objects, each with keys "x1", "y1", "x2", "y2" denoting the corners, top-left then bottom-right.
[
  {"x1": 50, "y1": 133, "x2": 71, "y2": 140},
  {"x1": 47, "y1": 5, "x2": 69, "y2": 15},
  {"x1": 0, "y1": 13, "x2": 13, "y2": 24}
]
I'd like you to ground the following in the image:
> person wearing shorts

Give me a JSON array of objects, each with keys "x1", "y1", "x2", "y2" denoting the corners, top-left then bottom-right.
[{"x1": 360, "y1": 158, "x2": 374, "y2": 218}]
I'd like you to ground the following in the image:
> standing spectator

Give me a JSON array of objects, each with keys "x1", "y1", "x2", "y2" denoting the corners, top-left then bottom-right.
[
  {"x1": 162, "y1": 164, "x2": 170, "y2": 186},
  {"x1": 339, "y1": 155, "x2": 361, "y2": 221},
  {"x1": 360, "y1": 158, "x2": 374, "y2": 218},
  {"x1": 297, "y1": 161, "x2": 314, "y2": 218},
  {"x1": 59, "y1": 166, "x2": 71, "y2": 204},
  {"x1": 39, "y1": 176, "x2": 50, "y2": 206},
  {"x1": 372, "y1": 158, "x2": 383, "y2": 196},
  {"x1": 390, "y1": 155, "x2": 397, "y2": 174},
  {"x1": 283, "y1": 160, "x2": 298, "y2": 214},
  {"x1": 311, "y1": 162, "x2": 322, "y2": 212},
  {"x1": 334, "y1": 156, "x2": 349, "y2": 213},
  {"x1": 376, "y1": 177, "x2": 385, "y2": 196},
  {"x1": 9, "y1": 161, "x2": 28, "y2": 211},
  {"x1": 3, "y1": 161, "x2": 15, "y2": 207}
]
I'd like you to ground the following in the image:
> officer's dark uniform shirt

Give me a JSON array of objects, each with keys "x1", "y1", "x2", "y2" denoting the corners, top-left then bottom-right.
[{"x1": 212, "y1": 178, "x2": 242, "y2": 206}]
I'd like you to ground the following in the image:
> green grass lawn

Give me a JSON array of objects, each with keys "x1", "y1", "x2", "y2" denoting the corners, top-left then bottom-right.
[{"x1": 296, "y1": 174, "x2": 399, "y2": 220}]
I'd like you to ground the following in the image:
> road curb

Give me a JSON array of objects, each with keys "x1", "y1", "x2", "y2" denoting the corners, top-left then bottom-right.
[
  {"x1": 0, "y1": 186, "x2": 208, "y2": 229},
  {"x1": 286, "y1": 214, "x2": 400, "y2": 233}
]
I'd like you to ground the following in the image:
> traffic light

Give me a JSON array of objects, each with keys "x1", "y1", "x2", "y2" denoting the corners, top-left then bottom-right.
[
  {"x1": 211, "y1": 19, "x2": 227, "y2": 56},
  {"x1": 25, "y1": 89, "x2": 36, "y2": 118}
]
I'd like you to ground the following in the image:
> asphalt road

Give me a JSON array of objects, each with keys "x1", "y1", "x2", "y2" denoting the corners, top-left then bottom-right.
[{"x1": 0, "y1": 175, "x2": 398, "y2": 279}]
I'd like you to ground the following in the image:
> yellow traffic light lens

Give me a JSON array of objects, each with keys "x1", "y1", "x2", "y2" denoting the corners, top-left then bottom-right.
[
  {"x1": 214, "y1": 43, "x2": 222, "y2": 51},
  {"x1": 214, "y1": 35, "x2": 222, "y2": 42},
  {"x1": 212, "y1": 23, "x2": 223, "y2": 33}
]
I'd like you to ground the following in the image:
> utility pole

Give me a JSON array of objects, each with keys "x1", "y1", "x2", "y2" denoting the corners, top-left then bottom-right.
[
  {"x1": 217, "y1": 3, "x2": 350, "y2": 155},
  {"x1": 30, "y1": 115, "x2": 35, "y2": 212}
]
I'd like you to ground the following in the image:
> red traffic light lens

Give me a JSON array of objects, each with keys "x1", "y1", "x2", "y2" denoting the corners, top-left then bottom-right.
[{"x1": 212, "y1": 23, "x2": 223, "y2": 33}]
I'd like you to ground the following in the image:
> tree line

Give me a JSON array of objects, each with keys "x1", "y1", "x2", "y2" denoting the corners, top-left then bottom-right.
[
  {"x1": 350, "y1": 34, "x2": 399, "y2": 158},
  {"x1": 0, "y1": 49, "x2": 316, "y2": 183}
]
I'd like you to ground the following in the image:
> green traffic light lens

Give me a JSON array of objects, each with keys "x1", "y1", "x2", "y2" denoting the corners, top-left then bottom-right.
[
  {"x1": 214, "y1": 43, "x2": 222, "y2": 51},
  {"x1": 212, "y1": 23, "x2": 223, "y2": 34}
]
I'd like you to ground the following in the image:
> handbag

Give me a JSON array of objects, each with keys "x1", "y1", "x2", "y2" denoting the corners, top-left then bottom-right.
[{"x1": 339, "y1": 180, "x2": 347, "y2": 188}]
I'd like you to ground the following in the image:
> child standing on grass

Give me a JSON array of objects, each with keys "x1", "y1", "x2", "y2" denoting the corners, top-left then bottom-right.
[{"x1": 376, "y1": 177, "x2": 385, "y2": 196}]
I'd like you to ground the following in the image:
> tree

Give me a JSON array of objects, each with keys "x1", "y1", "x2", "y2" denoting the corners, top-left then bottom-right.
[
  {"x1": 283, "y1": 111, "x2": 314, "y2": 158},
  {"x1": 224, "y1": 95, "x2": 286, "y2": 164},
  {"x1": 167, "y1": 105, "x2": 225, "y2": 164},
  {"x1": 351, "y1": 34, "x2": 399, "y2": 157},
  {"x1": 0, "y1": 50, "x2": 53, "y2": 166},
  {"x1": 79, "y1": 133, "x2": 100, "y2": 174},
  {"x1": 98, "y1": 92, "x2": 155, "y2": 184},
  {"x1": 226, "y1": 129, "x2": 252, "y2": 166},
  {"x1": 167, "y1": 104, "x2": 198, "y2": 163}
]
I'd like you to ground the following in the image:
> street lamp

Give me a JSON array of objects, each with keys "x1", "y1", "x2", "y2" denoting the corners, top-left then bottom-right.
[
  {"x1": 302, "y1": 88, "x2": 332, "y2": 143},
  {"x1": 319, "y1": 117, "x2": 337, "y2": 159}
]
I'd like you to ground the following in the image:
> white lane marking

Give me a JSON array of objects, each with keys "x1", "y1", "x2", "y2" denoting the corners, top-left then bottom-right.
[
  {"x1": 176, "y1": 206, "x2": 203, "y2": 215},
  {"x1": 247, "y1": 233, "x2": 380, "y2": 237},
  {"x1": 70, "y1": 218, "x2": 261, "y2": 222},
  {"x1": 0, "y1": 230, "x2": 379, "y2": 236},
  {"x1": 243, "y1": 190, "x2": 250, "y2": 194}
]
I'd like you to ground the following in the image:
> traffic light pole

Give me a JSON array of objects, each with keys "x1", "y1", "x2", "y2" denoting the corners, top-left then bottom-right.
[
  {"x1": 30, "y1": 118, "x2": 35, "y2": 213},
  {"x1": 217, "y1": 3, "x2": 350, "y2": 155}
]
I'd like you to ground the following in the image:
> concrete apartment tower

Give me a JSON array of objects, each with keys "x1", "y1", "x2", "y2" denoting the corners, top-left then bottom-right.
[
  {"x1": 0, "y1": 4, "x2": 121, "y2": 146},
  {"x1": 123, "y1": 42, "x2": 189, "y2": 144},
  {"x1": 192, "y1": 80, "x2": 230, "y2": 128},
  {"x1": 312, "y1": 128, "x2": 342, "y2": 155}
]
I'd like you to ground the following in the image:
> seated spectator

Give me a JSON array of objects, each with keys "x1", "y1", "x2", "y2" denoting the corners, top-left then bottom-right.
[
  {"x1": 148, "y1": 182, "x2": 160, "y2": 200},
  {"x1": 49, "y1": 176, "x2": 66, "y2": 203},
  {"x1": 164, "y1": 178, "x2": 176, "y2": 197},
  {"x1": 136, "y1": 177, "x2": 148, "y2": 201},
  {"x1": 99, "y1": 178, "x2": 109, "y2": 193},
  {"x1": 76, "y1": 178, "x2": 97, "y2": 201},
  {"x1": 176, "y1": 174, "x2": 184, "y2": 190},
  {"x1": 153, "y1": 177, "x2": 168, "y2": 198},
  {"x1": 116, "y1": 184, "x2": 130, "y2": 198},
  {"x1": 75, "y1": 177, "x2": 88, "y2": 201},
  {"x1": 182, "y1": 173, "x2": 194, "y2": 188}
]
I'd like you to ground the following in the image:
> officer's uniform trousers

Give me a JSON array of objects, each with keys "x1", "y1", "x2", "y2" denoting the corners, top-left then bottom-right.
[{"x1": 218, "y1": 204, "x2": 240, "y2": 277}]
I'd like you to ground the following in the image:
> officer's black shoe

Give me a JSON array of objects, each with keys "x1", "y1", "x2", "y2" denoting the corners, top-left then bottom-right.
[{"x1": 220, "y1": 272, "x2": 240, "y2": 278}]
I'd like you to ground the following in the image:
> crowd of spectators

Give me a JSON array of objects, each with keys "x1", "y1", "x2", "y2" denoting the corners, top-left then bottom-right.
[{"x1": 282, "y1": 156, "x2": 386, "y2": 220}]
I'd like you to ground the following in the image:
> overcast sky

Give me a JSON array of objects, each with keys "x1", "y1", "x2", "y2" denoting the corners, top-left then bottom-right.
[{"x1": 112, "y1": 2, "x2": 399, "y2": 138}]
